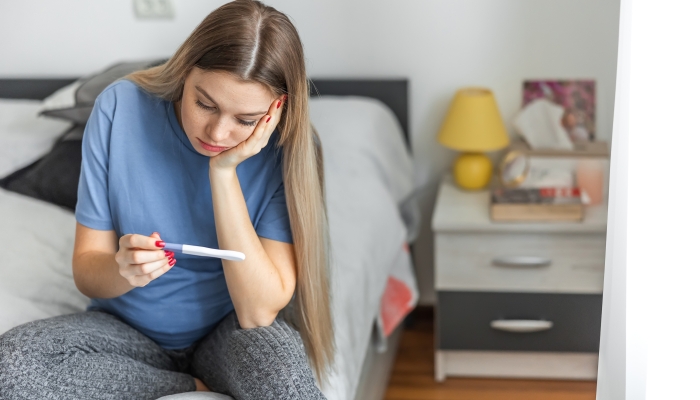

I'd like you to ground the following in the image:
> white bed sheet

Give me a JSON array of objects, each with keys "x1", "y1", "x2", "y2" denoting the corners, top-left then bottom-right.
[
  {"x1": 0, "y1": 96, "x2": 416, "y2": 400},
  {"x1": 309, "y1": 97, "x2": 415, "y2": 400},
  {"x1": 0, "y1": 189, "x2": 89, "y2": 333}
]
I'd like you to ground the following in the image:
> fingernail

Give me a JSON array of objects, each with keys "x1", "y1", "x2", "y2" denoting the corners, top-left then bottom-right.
[
  {"x1": 165, "y1": 251, "x2": 173, "y2": 256},
  {"x1": 276, "y1": 100, "x2": 281, "y2": 109},
  {"x1": 266, "y1": 116, "x2": 271, "y2": 122},
  {"x1": 283, "y1": 95, "x2": 288, "y2": 102},
  {"x1": 169, "y1": 258, "x2": 176, "y2": 266},
  {"x1": 156, "y1": 240, "x2": 165, "y2": 248}
]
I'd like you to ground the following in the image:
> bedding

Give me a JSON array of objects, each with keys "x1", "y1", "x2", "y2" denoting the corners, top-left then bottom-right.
[
  {"x1": 308, "y1": 96, "x2": 419, "y2": 399},
  {"x1": 0, "y1": 125, "x2": 84, "y2": 210},
  {"x1": 38, "y1": 59, "x2": 165, "y2": 124},
  {"x1": 0, "y1": 99, "x2": 72, "y2": 178},
  {"x1": 0, "y1": 95, "x2": 418, "y2": 400},
  {"x1": 0, "y1": 189, "x2": 89, "y2": 334}
]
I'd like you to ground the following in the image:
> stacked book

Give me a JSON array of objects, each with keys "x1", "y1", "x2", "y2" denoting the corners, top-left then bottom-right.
[{"x1": 490, "y1": 187, "x2": 584, "y2": 222}]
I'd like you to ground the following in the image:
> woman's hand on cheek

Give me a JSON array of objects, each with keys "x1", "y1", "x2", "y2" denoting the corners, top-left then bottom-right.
[{"x1": 210, "y1": 94, "x2": 286, "y2": 171}]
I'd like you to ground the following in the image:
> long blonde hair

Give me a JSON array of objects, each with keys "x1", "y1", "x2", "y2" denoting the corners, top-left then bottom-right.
[{"x1": 126, "y1": 0, "x2": 334, "y2": 384}]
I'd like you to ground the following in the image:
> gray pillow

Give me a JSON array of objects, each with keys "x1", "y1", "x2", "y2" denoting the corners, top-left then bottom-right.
[
  {"x1": 39, "y1": 59, "x2": 166, "y2": 124},
  {"x1": 0, "y1": 125, "x2": 85, "y2": 211}
]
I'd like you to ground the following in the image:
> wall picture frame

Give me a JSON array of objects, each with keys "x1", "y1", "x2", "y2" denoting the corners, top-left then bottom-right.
[{"x1": 523, "y1": 80, "x2": 596, "y2": 142}]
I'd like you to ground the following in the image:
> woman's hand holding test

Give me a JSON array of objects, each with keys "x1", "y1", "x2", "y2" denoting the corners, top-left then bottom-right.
[
  {"x1": 115, "y1": 232, "x2": 176, "y2": 288},
  {"x1": 73, "y1": 228, "x2": 175, "y2": 299}
]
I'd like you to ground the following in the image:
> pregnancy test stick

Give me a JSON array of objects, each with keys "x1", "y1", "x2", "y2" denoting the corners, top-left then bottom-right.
[{"x1": 163, "y1": 243, "x2": 245, "y2": 262}]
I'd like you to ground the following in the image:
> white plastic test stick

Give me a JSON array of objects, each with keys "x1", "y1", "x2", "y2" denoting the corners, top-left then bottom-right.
[{"x1": 163, "y1": 243, "x2": 245, "y2": 262}]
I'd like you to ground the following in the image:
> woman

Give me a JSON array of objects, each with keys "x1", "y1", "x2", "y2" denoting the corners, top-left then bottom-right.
[{"x1": 0, "y1": 1, "x2": 333, "y2": 399}]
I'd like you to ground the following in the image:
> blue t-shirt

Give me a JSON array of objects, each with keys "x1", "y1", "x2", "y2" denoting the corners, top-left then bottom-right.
[{"x1": 76, "y1": 80, "x2": 293, "y2": 349}]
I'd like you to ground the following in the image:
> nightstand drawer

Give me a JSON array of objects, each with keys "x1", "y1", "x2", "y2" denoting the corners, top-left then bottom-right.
[
  {"x1": 436, "y1": 292, "x2": 603, "y2": 352},
  {"x1": 436, "y1": 291, "x2": 602, "y2": 352},
  {"x1": 435, "y1": 232, "x2": 605, "y2": 293}
]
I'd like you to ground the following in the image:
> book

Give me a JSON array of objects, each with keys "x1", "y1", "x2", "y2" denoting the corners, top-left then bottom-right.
[{"x1": 490, "y1": 187, "x2": 584, "y2": 222}]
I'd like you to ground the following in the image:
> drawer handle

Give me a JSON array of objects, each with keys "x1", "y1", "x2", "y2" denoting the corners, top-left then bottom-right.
[
  {"x1": 490, "y1": 319, "x2": 553, "y2": 333},
  {"x1": 492, "y1": 256, "x2": 551, "y2": 268}
]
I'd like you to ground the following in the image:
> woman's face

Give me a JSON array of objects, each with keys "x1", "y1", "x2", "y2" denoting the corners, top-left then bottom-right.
[{"x1": 176, "y1": 67, "x2": 277, "y2": 156}]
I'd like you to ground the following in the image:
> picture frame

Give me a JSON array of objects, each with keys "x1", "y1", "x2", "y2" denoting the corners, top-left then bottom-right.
[{"x1": 523, "y1": 80, "x2": 596, "y2": 142}]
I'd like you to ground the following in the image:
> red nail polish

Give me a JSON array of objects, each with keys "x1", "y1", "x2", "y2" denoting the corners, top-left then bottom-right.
[
  {"x1": 169, "y1": 258, "x2": 176, "y2": 266},
  {"x1": 283, "y1": 95, "x2": 288, "y2": 102},
  {"x1": 156, "y1": 240, "x2": 165, "y2": 248},
  {"x1": 266, "y1": 116, "x2": 271, "y2": 122},
  {"x1": 276, "y1": 100, "x2": 281, "y2": 109}
]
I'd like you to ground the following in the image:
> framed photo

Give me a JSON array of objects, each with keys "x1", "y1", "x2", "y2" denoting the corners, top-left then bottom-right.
[{"x1": 523, "y1": 80, "x2": 596, "y2": 142}]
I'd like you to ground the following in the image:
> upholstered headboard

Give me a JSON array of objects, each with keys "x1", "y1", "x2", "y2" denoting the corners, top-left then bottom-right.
[{"x1": 308, "y1": 79, "x2": 409, "y2": 147}]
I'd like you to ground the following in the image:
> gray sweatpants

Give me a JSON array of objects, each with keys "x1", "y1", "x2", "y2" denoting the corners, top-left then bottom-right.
[{"x1": 0, "y1": 309, "x2": 327, "y2": 400}]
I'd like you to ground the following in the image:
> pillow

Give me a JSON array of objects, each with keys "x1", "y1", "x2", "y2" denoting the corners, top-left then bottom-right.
[
  {"x1": 309, "y1": 96, "x2": 421, "y2": 241},
  {"x1": 0, "y1": 125, "x2": 84, "y2": 210},
  {"x1": 0, "y1": 99, "x2": 72, "y2": 178},
  {"x1": 39, "y1": 59, "x2": 166, "y2": 124}
]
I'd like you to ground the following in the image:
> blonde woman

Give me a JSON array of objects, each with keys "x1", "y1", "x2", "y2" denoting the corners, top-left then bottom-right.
[{"x1": 0, "y1": 1, "x2": 333, "y2": 398}]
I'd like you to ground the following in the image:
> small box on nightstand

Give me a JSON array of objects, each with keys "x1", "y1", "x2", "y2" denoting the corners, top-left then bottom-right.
[{"x1": 431, "y1": 174, "x2": 607, "y2": 381}]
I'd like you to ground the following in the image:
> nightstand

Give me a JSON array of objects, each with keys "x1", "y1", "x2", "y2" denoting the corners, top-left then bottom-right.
[{"x1": 432, "y1": 174, "x2": 606, "y2": 381}]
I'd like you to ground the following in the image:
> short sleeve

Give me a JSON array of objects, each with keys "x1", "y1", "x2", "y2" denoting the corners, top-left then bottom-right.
[
  {"x1": 256, "y1": 181, "x2": 294, "y2": 244},
  {"x1": 75, "y1": 93, "x2": 114, "y2": 231}
]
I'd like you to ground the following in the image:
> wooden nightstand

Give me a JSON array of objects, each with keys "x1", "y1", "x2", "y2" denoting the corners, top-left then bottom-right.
[{"x1": 432, "y1": 174, "x2": 606, "y2": 381}]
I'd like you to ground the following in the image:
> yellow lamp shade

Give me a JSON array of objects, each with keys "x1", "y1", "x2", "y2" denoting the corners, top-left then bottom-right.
[{"x1": 438, "y1": 88, "x2": 510, "y2": 151}]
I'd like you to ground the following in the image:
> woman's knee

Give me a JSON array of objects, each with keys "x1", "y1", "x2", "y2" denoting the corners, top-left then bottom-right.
[
  {"x1": 1, "y1": 315, "x2": 67, "y2": 356},
  {"x1": 0, "y1": 312, "x2": 120, "y2": 377},
  {"x1": 233, "y1": 316, "x2": 306, "y2": 357},
  {"x1": 193, "y1": 315, "x2": 324, "y2": 399},
  {"x1": 0, "y1": 316, "x2": 65, "y2": 385}
]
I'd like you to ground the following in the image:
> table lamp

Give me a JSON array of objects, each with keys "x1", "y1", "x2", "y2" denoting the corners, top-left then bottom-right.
[{"x1": 438, "y1": 88, "x2": 510, "y2": 190}]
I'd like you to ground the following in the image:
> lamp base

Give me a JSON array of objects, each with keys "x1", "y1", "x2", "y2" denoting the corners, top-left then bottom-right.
[{"x1": 453, "y1": 152, "x2": 492, "y2": 190}]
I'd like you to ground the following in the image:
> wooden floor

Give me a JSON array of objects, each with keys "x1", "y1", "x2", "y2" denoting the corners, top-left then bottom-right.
[{"x1": 384, "y1": 307, "x2": 597, "y2": 400}]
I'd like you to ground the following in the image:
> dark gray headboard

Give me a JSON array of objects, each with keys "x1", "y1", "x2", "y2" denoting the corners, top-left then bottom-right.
[
  {"x1": 0, "y1": 79, "x2": 76, "y2": 101},
  {"x1": 0, "y1": 78, "x2": 410, "y2": 148},
  {"x1": 308, "y1": 79, "x2": 409, "y2": 146}
]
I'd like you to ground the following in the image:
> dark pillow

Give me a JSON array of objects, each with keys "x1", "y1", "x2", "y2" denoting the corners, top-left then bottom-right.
[
  {"x1": 38, "y1": 58, "x2": 167, "y2": 124},
  {"x1": 0, "y1": 125, "x2": 84, "y2": 211}
]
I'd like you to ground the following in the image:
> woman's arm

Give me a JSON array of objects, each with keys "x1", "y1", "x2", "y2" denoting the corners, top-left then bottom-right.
[
  {"x1": 206, "y1": 94, "x2": 295, "y2": 329},
  {"x1": 73, "y1": 223, "x2": 132, "y2": 298},
  {"x1": 73, "y1": 223, "x2": 174, "y2": 298},
  {"x1": 210, "y1": 168, "x2": 297, "y2": 329}
]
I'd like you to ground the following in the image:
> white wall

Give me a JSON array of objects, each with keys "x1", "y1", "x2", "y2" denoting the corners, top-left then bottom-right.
[
  {"x1": 600, "y1": 1, "x2": 700, "y2": 398},
  {"x1": 0, "y1": 0, "x2": 620, "y2": 304}
]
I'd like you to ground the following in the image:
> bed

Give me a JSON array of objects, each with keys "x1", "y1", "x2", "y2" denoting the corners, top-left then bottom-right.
[{"x1": 0, "y1": 74, "x2": 419, "y2": 400}]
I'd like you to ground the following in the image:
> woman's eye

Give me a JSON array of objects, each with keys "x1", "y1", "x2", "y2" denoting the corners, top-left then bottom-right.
[
  {"x1": 195, "y1": 100, "x2": 216, "y2": 112},
  {"x1": 238, "y1": 119, "x2": 257, "y2": 127},
  {"x1": 195, "y1": 100, "x2": 256, "y2": 127}
]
